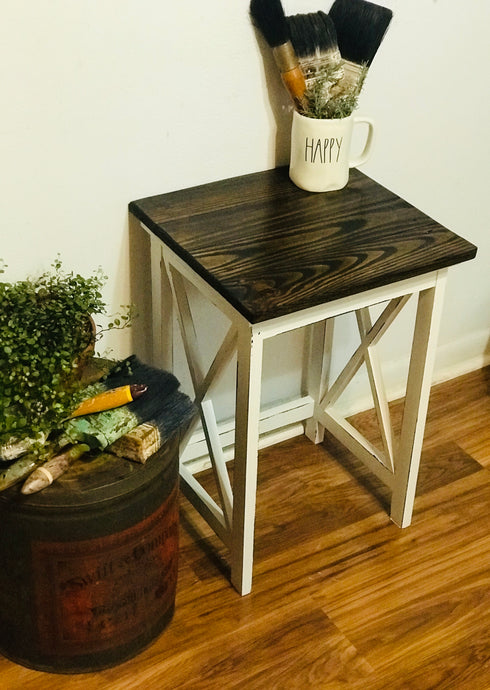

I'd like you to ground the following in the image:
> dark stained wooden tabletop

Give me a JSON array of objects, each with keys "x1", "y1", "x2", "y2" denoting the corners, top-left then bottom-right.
[{"x1": 129, "y1": 168, "x2": 477, "y2": 323}]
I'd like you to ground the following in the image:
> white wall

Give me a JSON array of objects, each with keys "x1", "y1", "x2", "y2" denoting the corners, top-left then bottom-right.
[{"x1": 1, "y1": 0, "x2": 488, "y2": 414}]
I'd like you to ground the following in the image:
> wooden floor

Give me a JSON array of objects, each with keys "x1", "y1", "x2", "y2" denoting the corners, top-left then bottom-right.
[{"x1": 1, "y1": 367, "x2": 489, "y2": 689}]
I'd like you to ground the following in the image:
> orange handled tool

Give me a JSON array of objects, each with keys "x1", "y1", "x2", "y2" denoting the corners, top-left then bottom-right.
[
  {"x1": 272, "y1": 42, "x2": 307, "y2": 107},
  {"x1": 70, "y1": 384, "x2": 148, "y2": 418},
  {"x1": 250, "y1": 0, "x2": 307, "y2": 109}
]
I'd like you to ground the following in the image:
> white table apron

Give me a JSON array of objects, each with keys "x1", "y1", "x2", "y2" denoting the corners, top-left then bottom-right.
[{"x1": 145, "y1": 225, "x2": 447, "y2": 596}]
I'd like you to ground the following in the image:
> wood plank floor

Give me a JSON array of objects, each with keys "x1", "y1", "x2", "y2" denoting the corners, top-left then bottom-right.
[{"x1": 0, "y1": 367, "x2": 489, "y2": 689}]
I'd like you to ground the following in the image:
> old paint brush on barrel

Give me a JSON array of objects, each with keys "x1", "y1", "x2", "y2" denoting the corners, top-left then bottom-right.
[
  {"x1": 22, "y1": 384, "x2": 147, "y2": 493},
  {"x1": 69, "y1": 383, "x2": 148, "y2": 418},
  {"x1": 21, "y1": 443, "x2": 91, "y2": 494},
  {"x1": 0, "y1": 440, "x2": 62, "y2": 491},
  {"x1": 0, "y1": 433, "x2": 48, "y2": 462},
  {"x1": 250, "y1": 0, "x2": 307, "y2": 109},
  {"x1": 0, "y1": 453, "x2": 41, "y2": 492},
  {"x1": 21, "y1": 384, "x2": 146, "y2": 493}
]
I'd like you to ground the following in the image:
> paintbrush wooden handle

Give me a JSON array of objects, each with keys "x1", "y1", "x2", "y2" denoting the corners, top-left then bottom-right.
[
  {"x1": 70, "y1": 384, "x2": 147, "y2": 418},
  {"x1": 21, "y1": 443, "x2": 91, "y2": 494},
  {"x1": 281, "y1": 67, "x2": 307, "y2": 104},
  {"x1": 272, "y1": 42, "x2": 306, "y2": 105}
]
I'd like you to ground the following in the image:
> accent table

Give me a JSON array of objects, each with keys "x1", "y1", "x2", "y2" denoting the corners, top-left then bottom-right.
[{"x1": 129, "y1": 167, "x2": 477, "y2": 596}]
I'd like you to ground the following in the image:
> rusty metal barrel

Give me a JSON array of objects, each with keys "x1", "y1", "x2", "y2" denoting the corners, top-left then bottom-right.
[{"x1": 0, "y1": 435, "x2": 180, "y2": 673}]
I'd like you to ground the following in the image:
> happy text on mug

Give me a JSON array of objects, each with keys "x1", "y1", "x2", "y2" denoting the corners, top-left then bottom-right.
[{"x1": 304, "y1": 137, "x2": 343, "y2": 164}]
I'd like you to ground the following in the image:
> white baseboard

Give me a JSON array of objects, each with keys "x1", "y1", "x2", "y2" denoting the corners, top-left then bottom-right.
[{"x1": 432, "y1": 328, "x2": 490, "y2": 384}]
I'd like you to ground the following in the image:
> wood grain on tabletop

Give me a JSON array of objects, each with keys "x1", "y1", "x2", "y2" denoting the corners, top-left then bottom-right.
[{"x1": 129, "y1": 168, "x2": 477, "y2": 322}]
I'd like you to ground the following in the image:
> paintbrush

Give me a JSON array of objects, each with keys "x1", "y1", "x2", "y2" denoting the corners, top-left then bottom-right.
[
  {"x1": 250, "y1": 0, "x2": 307, "y2": 109},
  {"x1": 287, "y1": 11, "x2": 343, "y2": 100},
  {"x1": 60, "y1": 356, "x2": 181, "y2": 450},
  {"x1": 19, "y1": 356, "x2": 187, "y2": 492},
  {"x1": 21, "y1": 443, "x2": 91, "y2": 494},
  {"x1": 328, "y1": 0, "x2": 393, "y2": 95},
  {"x1": 0, "y1": 453, "x2": 43, "y2": 492},
  {"x1": 108, "y1": 390, "x2": 195, "y2": 464},
  {"x1": 69, "y1": 383, "x2": 148, "y2": 418}
]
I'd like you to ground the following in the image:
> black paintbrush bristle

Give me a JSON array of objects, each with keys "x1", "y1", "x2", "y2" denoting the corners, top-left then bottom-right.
[
  {"x1": 286, "y1": 13, "x2": 308, "y2": 57},
  {"x1": 288, "y1": 11, "x2": 338, "y2": 59},
  {"x1": 103, "y1": 356, "x2": 181, "y2": 422},
  {"x1": 328, "y1": 0, "x2": 393, "y2": 66},
  {"x1": 317, "y1": 10, "x2": 340, "y2": 52},
  {"x1": 250, "y1": 0, "x2": 289, "y2": 48},
  {"x1": 287, "y1": 11, "x2": 343, "y2": 102}
]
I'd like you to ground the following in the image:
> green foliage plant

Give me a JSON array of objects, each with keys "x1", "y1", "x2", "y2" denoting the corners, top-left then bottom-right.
[{"x1": 0, "y1": 257, "x2": 134, "y2": 450}]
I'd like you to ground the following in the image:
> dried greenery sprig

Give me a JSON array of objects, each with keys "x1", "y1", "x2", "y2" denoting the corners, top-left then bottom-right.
[{"x1": 299, "y1": 61, "x2": 368, "y2": 119}]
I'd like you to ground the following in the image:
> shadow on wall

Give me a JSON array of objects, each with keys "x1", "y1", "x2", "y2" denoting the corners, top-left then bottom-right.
[
  {"x1": 251, "y1": 27, "x2": 294, "y2": 167},
  {"x1": 128, "y1": 214, "x2": 153, "y2": 364}
]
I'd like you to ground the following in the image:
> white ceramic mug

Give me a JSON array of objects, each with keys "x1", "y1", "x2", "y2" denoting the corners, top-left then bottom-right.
[{"x1": 289, "y1": 111, "x2": 375, "y2": 192}]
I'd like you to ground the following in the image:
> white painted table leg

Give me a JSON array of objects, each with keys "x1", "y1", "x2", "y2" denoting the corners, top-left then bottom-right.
[
  {"x1": 159, "y1": 255, "x2": 174, "y2": 372},
  {"x1": 304, "y1": 319, "x2": 334, "y2": 444},
  {"x1": 390, "y1": 270, "x2": 447, "y2": 527},
  {"x1": 150, "y1": 235, "x2": 173, "y2": 370},
  {"x1": 356, "y1": 308, "x2": 394, "y2": 470},
  {"x1": 230, "y1": 325, "x2": 264, "y2": 595}
]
